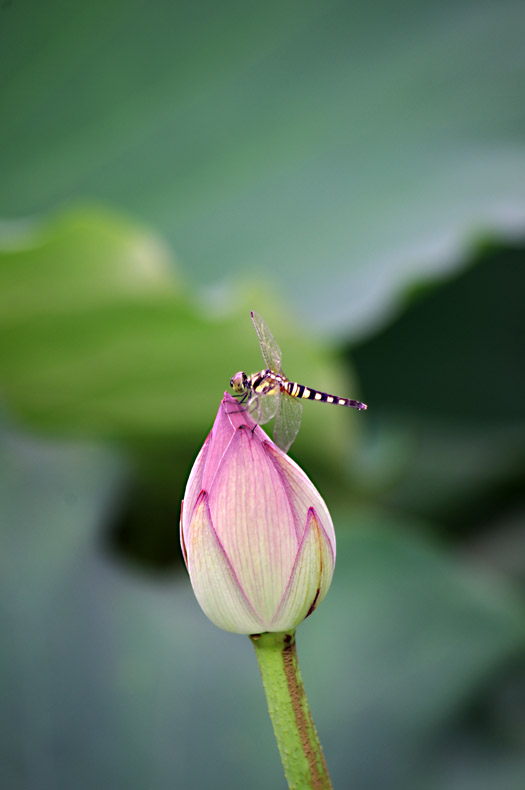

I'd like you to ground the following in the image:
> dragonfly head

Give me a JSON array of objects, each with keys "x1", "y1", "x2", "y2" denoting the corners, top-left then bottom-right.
[{"x1": 230, "y1": 371, "x2": 248, "y2": 394}]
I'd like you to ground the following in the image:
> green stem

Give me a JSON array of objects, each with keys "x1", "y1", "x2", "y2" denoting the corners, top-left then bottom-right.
[{"x1": 250, "y1": 630, "x2": 333, "y2": 790}]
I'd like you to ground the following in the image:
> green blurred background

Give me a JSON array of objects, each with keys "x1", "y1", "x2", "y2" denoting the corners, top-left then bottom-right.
[{"x1": 1, "y1": 2, "x2": 524, "y2": 788}]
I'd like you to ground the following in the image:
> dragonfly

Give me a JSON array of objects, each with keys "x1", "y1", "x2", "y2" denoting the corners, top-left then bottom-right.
[{"x1": 230, "y1": 311, "x2": 367, "y2": 452}]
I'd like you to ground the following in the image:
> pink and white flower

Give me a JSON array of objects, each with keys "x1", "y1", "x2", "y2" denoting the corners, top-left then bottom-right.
[{"x1": 180, "y1": 393, "x2": 336, "y2": 634}]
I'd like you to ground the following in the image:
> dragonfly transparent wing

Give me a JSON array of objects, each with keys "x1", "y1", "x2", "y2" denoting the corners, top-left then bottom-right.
[
  {"x1": 251, "y1": 311, "x2": 283, "y2": 374},
  {"x1": 247, "y1": 388, "x2": 280, "y2": 425},
  {"x1": 274, "y1": 392, "x2": 303, "y2": 453}
]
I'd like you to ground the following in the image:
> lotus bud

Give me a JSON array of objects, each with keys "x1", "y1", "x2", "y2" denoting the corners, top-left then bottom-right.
[{"x1": 180, "y1": 393, "x2": 336, "y2": 634}]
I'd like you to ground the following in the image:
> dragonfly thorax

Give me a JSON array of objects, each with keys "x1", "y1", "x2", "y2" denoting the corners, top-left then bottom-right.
[{"x1": 230, "y1": 371, "x2": 248, "y2": 394}]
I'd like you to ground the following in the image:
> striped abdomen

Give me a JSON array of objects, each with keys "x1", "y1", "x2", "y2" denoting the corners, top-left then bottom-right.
[{"x1": 284, "y1": 380, "x2": 367, "y2": 411}]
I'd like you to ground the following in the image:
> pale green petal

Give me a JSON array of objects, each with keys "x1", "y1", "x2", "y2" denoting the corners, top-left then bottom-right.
[
  {"x1": 269, "y1": 508, "x2": 335, "y2": 632},
  {"x1": 187, "y1": 493, "x2": 265, "y2": 634}
]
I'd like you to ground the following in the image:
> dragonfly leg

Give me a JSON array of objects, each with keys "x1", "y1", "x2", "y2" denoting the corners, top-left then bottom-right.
[{"x1": 225, "y1": 393, "x2": 250, "y2": 417}]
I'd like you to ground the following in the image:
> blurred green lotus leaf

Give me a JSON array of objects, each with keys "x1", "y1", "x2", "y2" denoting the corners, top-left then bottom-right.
[
  {"x1": 1, "y1": 1, "x2": 524, "y2": 337},
  {"x1": 0, "y1": 207, "x2": 363, "y2": 467}
]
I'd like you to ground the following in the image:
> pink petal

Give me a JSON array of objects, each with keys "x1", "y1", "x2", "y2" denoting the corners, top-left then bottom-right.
[
  {"x1": 208, "y1": 424, "x2": 299, "y2": 624},
  {"x1": 182, "y1": 433, "x2": 211, "y2": 539},
  {"x1": 180, "y1": 502, "x2": 188, "y2": 566},
  {"x1": 264, "y1": 441, "x2": 336, "y2": 552},
  {"x1": 200, "y1": 393, "x2": 263, "y2": 492}
]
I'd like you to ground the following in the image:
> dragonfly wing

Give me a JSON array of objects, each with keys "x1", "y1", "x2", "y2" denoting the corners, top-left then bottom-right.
[
  {"x1": 247, "y1": 389, "x2": 280, "y2": 426},
  {"x1": 251, "y1": 311, "x2": 283, "y2": 374},
  {"x1": 274, "y1": 393, "x2": 303, "y2": 453}
]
